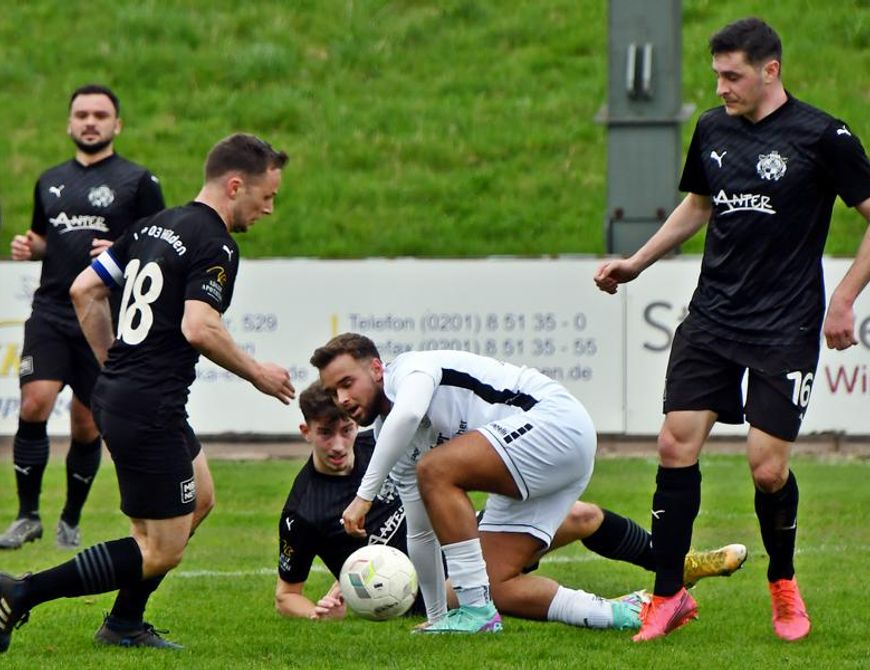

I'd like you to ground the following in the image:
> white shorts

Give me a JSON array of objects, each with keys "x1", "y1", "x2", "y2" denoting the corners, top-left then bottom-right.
[{"x1": 477, "y1": 388, "x2": 596, "y2": 546}]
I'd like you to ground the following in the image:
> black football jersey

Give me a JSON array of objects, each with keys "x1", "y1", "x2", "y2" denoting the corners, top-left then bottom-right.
[
  {"x1": 30, "y1": 154, "x2": 164, "y2": 322},
  {"x1": 680, "y1": 95, "x2": 870, "y2": 344},
  {"x1": 92, "y1": 202, "x2": 239, "y2": 417},
  {"x1": 277, "y1": 431, "x2": 408, "y2": 584}
]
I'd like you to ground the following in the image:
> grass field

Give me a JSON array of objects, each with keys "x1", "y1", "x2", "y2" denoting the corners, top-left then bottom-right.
[
  {"x1": 0, "y1": 454, "x2": 868, "y2": 669},
  {"x1": 1, "y1": 1, "x2": 868, "y2": 258}
]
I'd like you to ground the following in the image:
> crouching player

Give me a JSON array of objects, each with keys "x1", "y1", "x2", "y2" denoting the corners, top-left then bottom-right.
[{"x1": 275, "y1": 382, "x2": 746, "y2": 621}]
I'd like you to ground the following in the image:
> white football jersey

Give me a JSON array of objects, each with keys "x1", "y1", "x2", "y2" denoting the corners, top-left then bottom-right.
[{"x1": 382, "y1": 350, "x2": 563, "y2": 442}]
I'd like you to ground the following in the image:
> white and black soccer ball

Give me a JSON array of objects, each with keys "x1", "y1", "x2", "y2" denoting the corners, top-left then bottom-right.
[{"x1": 339, "y1": 545, "x2": 418, "y2": 621}]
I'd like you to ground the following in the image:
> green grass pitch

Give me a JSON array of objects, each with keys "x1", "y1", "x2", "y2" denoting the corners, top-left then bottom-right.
[{"x1": 0, "y1": 453, "x2": 868, "y2": 668}]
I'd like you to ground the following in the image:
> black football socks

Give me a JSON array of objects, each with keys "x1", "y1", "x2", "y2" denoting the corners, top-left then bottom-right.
[
  {"x1": 62, "y1": 437, "x2": 102, "y2": 527},
  {"x1": 582, "y1": 509, "x2": 655, "y2": 571},
  {"x1": 21, "y1": 537, "x2": 143, "y2": 609},
  {"x1": 13, "y1": 420, "x2": 50, "y2": 520},
  {"x1": 755, "y1": 470, "x2": 799, "y2": 582},
  {"x1": 109, "y1": 575, "x2": 166, "y2": 629},
  {"x1": 651, "y1": 463, "x2": 701, "y2": 596}
]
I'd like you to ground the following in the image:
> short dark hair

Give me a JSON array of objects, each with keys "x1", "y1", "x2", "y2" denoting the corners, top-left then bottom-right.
[
  {"x1": 204, "y1": 133, "x2": 289, "y2": 181},
  {"x1": 710, "y1": 17, "x2": 782, "y2": 65},
  {"x1": 310, "y1": 333, "x2": 381, "y2": 370},
  {"x1": 69, "y1": 84, "x2": 120, "y2": 115},
  {"x1": 298, "y1": 381, "x2": 349, "y2": 425}
]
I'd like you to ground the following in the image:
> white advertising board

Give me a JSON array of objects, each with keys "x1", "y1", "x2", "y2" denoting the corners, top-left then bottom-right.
[
  {"x1": 2, "y1": 257, "x2": 868, "y2": 437},
  {"x1": 1, "y1": 258, "x2": 624, "y2": 436},
  {"x1": 0, "y1": 264, "x2": 75, "y2": 435}
]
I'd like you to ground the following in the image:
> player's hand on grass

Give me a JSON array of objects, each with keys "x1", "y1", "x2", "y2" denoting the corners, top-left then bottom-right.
[
  {"x1": 255, "y1": 362, "x2": 296, "y2": 404},
  {"x1": 311, "y1": 590, "x2": 347, "y2": 620},
  {"x1": 341, "y1": 496, "x2": 372, "y2": 539},
  {"x1": 594, "y1": 259, "x2": 640, "y2": 294}
]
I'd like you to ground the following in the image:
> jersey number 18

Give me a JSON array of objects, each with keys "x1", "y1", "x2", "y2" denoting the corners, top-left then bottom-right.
[{"x1": 118, "y1": 259, "x2": 164, "y2": 345}]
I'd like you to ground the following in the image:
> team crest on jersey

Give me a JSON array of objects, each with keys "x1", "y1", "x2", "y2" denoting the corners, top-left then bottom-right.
[
  {"x1": 756, "y1": 151, "x2": 788, "y2": 181},
  {"x1": 88, "y1": 185, "x2": 115, "y2": 207}
]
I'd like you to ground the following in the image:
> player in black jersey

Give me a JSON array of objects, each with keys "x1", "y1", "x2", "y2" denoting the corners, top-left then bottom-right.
[
  {"x1": 275, "y1": 382, "x2": 412, "y2": 620},
  {"x1": 0, "y1": 133, "x2": 295, "y2": 654},
  {"x1": 2, "y1": 84, "x2": 164, "y2": 552},
  {"x1": 595, "y1": 18, "x2": 870, "y2": 643},
  {"x1": 278, "y1": 383, "x2": 746, "y2": 622}
]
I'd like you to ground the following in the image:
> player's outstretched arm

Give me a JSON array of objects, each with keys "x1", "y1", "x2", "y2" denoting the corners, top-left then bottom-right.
[
  {"x1": 342, "y1": 373, "x2": 437, "y2": 539},
  {"x1": 70, "y1": 266, "x2": 114, "y2": 365},
  {"x1": 594, "y1": 192, "x2": 711, "y2": 294},
  {"x1": 182, "y1": 299, "x2": 295, "y2": 403},
  {"x1": 355, "y1": 372, "x2": 436, "y2": 502},
  {"x1": 824, "y1": 197, "x2": 870, "y2": 350}
]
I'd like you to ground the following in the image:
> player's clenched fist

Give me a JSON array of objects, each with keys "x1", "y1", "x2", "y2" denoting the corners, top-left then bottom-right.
[{"x1": 594, "y1": 259, "x2": 640, "y2": 294}]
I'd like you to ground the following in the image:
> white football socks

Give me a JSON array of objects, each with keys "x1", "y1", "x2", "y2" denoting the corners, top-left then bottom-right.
[
  {"x1": 442, "y1": 538, "x2": 491, "y2": 608},
  {"x1": 547, "y1": 585, "x2": 614, "y2": 628},
  {"x1": 403, "y1": 493, "x2": 448, "y2": 622}
]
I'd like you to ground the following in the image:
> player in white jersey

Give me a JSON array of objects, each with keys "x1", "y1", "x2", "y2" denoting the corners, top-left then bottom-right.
[{"x1": 312, "y1": 333, "x2": 646, "y2": 633}]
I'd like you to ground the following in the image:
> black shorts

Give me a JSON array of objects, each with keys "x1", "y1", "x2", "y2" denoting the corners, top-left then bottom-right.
[
  {"x1": 663, "y1": 319, "x2": 820, "y2": 442},
  {"x1": 92, "y1": 401, "x2": 202, "y2": 519},
  {"x1": 19, "y1": 310, "x2": 100, "y2": 405}
]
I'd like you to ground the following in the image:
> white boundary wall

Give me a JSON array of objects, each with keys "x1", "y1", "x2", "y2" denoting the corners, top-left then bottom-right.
[{"x1": 2, "y1": 257, "x2": 869, "y2": 436}]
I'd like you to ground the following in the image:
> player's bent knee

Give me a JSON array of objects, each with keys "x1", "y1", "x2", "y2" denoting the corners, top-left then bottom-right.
[
  {"x1": 751, "y1": 465, "x2": 788, "y2": 493},
  {"x1": 657, "y1": 429, "x2": 696, "y2": 465},
  {"x1": 566, "y1": 502, "x2": 602, "y2": 537},
  {"x1": 416, "y1": 451, "x2": 452, "y2": 490},
  {"x1": 19, "y1": 396, "x2": 55, "y2": 422},
  {"x1": 142, "y1": 546, "x2": 186, "y2": 576}
]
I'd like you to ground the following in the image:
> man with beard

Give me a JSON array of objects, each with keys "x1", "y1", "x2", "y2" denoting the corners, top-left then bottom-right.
[
  {"x1": 285, "y1": 385, "x2": 746, "y2": 624},
  {"x1": 2, "y1": 84, "x2": 164, "y2": 551},
  {"x1": 314, "y1": 334, "x2": 747, "y2": 635}
]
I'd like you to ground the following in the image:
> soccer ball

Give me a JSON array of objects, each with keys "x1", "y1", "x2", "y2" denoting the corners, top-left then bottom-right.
[{"x1": 339, "y1": 545, "x2": 418, "y2": 621}]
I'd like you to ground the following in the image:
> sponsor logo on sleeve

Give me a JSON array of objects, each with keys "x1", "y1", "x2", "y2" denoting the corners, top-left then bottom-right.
[
  {"x1": 202, "y1": 266, "x2": 227, "y2": 303},
  {"x1": 180, "y1": 476, "x2": 196, "y2": 504},
  {"x1": 279, "y1": 538, "x2": 295, "y2": 572}
]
